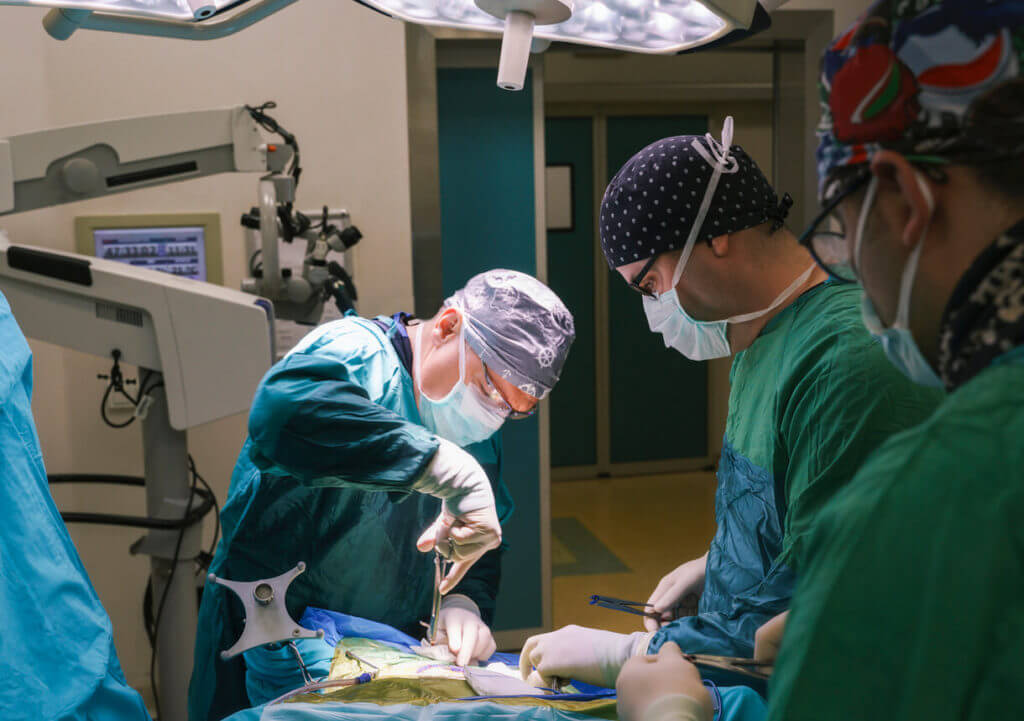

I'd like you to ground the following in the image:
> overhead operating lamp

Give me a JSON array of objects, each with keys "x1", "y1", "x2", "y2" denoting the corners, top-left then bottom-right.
[{"x1": 3, "y1": 0, "x2": 772, "y2": 90}]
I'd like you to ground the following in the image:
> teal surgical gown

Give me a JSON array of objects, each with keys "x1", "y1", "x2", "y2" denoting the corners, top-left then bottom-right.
[
  {"x1": 0, "y1": 291, "x2": 151, "y2": 721},
  {"x1": 649, "y1": 283, "x2": 943, "y2": 667},
  {"x1": 767, "y1": 343, "x2": 1024, "y2": 720},
  {"x1": 188, "y1": 314, "x2": 511, "y2": 721}
]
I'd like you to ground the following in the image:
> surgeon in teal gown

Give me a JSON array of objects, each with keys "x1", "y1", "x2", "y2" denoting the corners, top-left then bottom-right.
[
  {"x1": 0, "y1": 291, "x2": 151, "y2": 721},
  {"x1": 189, "y1": 270, "x2": 575, "y2": 721}
]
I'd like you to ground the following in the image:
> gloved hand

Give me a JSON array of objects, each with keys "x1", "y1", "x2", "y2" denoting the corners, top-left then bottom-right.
[
  {"x1": 519, "y1": 625, "x2": 652, "y2": 689},
  {"x1": 753, "y1": 610, "x2": 789, "y2": 663},
  {"x1": 644, "y1": 554, "x2": 707, "y2": 632},
  {"x1": 616, "y1": 642, "x2": 713, "y2": 721},
  {"x1": 432, "y1": 594, "x2": 497, "y2": 667},
  {"x1": 413, "y1": 438, "x2": 502, "y2": 594}
]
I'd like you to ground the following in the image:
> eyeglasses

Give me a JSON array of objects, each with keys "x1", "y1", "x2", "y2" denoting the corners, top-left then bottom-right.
[
  {"x1": 628, "y1": 254, "x2": 661, "y2": 298},
  {"x1": 481, "y1": 363, "x2": 536, "y2": 420},
  {"x1": 797, "y1": 168, "x2": 871, "y2": 284}
]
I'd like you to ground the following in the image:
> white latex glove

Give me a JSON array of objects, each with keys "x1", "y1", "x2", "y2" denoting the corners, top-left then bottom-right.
[
  {"x1": 644, "y1": 554, "x2": 707, "y2": 632},
  {"x1": 413, "y1": 438, "x2": 502, "y2": 593},
  {"x1": 519, "y1": 625, "x2": 652, "y2": 689},
  {"x1": 754, "y1": 610, "x2": 789, "y2": 664},
  {"x1": 433, "y1": 594, "x2": 497, "y2": 667},
  {"x1": 617, "y1": 641, "x2": 713, "y2": 721}
]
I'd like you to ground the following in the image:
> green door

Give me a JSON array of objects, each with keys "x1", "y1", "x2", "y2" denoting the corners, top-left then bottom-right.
[
  {"x1": 437, "y1": 67, "x2": 542, "y2": 633},
  {"x1": 606, "y1": 116, "x2": 709, "y2": 464},
  {"x1": 545, "y1": 114, "x2": 709, "y2": 471},
  {"x1": 545, "y1": 117, "x2": 598, "y2": 468}
]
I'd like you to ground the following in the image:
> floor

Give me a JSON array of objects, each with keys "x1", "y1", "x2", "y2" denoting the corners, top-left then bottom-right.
[{"x1": 550, "y1": 471, "x2": 718, "y2": 634}]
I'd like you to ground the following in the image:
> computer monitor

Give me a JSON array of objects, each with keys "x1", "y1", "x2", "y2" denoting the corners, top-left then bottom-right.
[{"x1": 75, "y1": 213, "x2": 223, "y2": 284}]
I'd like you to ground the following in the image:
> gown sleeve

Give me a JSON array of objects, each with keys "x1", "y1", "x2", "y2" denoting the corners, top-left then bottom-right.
[{"x1": 246, "y1": 339, "x2": 440, "y2": 490}]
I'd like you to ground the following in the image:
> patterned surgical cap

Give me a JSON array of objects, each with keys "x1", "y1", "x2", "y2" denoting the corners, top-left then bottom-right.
[
  {"x1": 817, "y1": 0, "x2": 1024, "y2": 202},
  {"x1": 600, "y1": 135, "x2": 790, "y2": 270},
  {"x1": 446, "y1": 269, "x2": 575, "y2": 400}
]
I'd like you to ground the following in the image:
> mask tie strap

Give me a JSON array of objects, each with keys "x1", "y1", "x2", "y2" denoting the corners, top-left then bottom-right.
[
  {"x1": 668, "y1": 116, "x2": 737, "y2": 290},
  {"x1": 894, "y1": 173, "x2": 935, "y2": 330},
  {"x1": 725, "y1": 264, "x2": 816, "y2": 324},
  {"x1": 456, "y1": 310, "x2": 468, "y2": 384},
  {"x1": 853, "y1": 176, "x2": 879, "y2": 276}
]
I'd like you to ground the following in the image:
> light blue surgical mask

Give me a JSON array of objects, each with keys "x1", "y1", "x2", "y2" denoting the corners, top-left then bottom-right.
[
  {"x1": 855, "y1": 174, "x2": 944, "y2": 388},
  {"x1": 643, "y1": 252, "x2": 815, "y2": 360},
  {"x1": 414, "y1": 316, "x2": 506, "y2": 447}
]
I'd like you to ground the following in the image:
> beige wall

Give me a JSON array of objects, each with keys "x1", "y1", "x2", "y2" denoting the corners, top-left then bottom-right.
[{"x1": 0, "y1": 0, "x2": 413, "y2": 693}]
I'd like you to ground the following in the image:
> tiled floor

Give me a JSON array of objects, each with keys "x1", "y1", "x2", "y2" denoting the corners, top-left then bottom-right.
[{"x1": 551, "y1": 471, "x2": 718, "y2": 634}]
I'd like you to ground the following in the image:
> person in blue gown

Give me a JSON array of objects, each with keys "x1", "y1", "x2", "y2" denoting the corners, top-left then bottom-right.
[
  {"x1": 189, "y1": 269, "x2": 575, "y2": 720},
  {"x1": 0, "y1": 291, "x2": 152, "y2": 721}
]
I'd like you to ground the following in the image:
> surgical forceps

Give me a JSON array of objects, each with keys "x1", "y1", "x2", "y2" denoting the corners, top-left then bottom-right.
[
  {"x1": 589, "y1": 594, "x2": 692, "y2": 621},
  {"x1": 426, "y1": 539, "x2": 454, "y2": 645}
]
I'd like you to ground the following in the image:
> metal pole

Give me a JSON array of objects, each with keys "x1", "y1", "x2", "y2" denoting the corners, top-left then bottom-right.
[
  {"x1": 259, "y1": 178, "x2": 282, "y2": 300},
  {"x1": 139, "y1": 373, "x2": 200, "y2": 721}
]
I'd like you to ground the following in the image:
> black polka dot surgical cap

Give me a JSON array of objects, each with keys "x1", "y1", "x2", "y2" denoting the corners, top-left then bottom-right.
[{"x1": 599, "y1": 121, "x2": 792, "y2": 270}]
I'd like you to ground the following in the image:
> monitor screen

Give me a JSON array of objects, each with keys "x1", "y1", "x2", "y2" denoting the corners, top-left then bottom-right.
[{"x1": 94, "y1": 225, "x2": 207, "y2": 281}]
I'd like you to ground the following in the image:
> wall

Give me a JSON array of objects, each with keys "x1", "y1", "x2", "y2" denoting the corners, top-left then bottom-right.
[
  {"x1": 780, "y1": 0, "x2": 863, "y2": 31},
  {"x1": 0, "y1": 0, "x2": 413, "y2": 693}
]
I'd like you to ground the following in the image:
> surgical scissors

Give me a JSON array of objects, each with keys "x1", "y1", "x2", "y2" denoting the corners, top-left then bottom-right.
[{"x1": 684, "y1": 654, "x2": 773, "y2": 681}]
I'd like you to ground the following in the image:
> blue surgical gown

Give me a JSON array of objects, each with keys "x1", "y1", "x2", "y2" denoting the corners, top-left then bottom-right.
[
  {"x1": 648, "y1": 283, "x2": 942, "y2": 673},
  {"x1": 188, "y1": 315, "x2": 510, "y2": 721},
  {"x1": 0, "y1": 291, "x2": 151, "y2": 721}
]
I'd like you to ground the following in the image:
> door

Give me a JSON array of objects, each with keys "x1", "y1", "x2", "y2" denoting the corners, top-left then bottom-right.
[
  {"x1": 605, "y1": 116, "x2": 709, "y2": 465},
  {"x1": 546, "y1": 114, "x2": 710, "y2": 475},
  {"x1": 436, "y1": 66, "x2": 546, "y2": 641}
]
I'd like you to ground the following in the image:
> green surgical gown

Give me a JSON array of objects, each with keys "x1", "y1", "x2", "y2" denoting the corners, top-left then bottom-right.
[
  {"x1": 188, "y1": 315, "x2": 511, "y2": 721},
  {"x1": 650, "y1": 283, "x2": 943, "y2": 668},
  {"x1": 767, "y1": 344, "x2": 1024, "y2": 720}
]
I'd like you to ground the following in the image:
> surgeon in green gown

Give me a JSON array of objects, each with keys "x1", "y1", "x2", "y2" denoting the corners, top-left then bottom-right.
[
  {"x1": 758, "y1": 3, "x2": 1024, "y2": 719},
  {"x1": 188, "y1": 269, "x2": 575, "y2": 721},
  {"x1": 518, "y1": 118, "x2": 942, "y2": 700}
]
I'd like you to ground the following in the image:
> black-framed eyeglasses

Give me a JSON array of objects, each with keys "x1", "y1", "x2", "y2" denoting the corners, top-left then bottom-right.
[
  {"x1": 481, "y1": 362, "x2": 536, "y2": 420},
  {"x1": 628, "y1": 254, "x2": 661, "y2": 298},
  {"x1": 797, "y1": 168, "x2": 871, "y2": 284}
]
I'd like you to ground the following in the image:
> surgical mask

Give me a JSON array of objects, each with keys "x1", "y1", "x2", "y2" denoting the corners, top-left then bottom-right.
[
  {"x1": 641, "y1": 116, "x2": 815, "y2": 360},
  {"x1": 414, "y1": 315, "x2": 506, "y2": 447},
  {"x1": 644, "y1": 261, "x2": 816, "y2": 360},
  {"x1": 855, "y1": 174, "x2": 943, "y2": 388}
]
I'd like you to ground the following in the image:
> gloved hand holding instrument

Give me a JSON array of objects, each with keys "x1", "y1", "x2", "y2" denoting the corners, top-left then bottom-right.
[
  {"x1": 642, "y1": 555, "x2": 706, "y2": 631},
  {"x1": 413, "y1": 437, "x2": 502, "y2": 594}
]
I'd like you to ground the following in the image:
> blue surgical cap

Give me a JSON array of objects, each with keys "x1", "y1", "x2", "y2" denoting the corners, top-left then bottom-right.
[{"x1": 445, "y1": 269, "x2": 575, "y2": 400}]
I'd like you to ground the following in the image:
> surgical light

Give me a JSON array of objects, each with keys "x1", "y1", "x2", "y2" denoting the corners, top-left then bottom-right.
[{"x1": 3, "y1": 0, "x2": 767, "y2": 90}]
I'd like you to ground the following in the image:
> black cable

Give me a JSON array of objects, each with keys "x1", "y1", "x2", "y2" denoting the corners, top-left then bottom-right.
[
  {"x1": 100, "y1": 383, "x2": 137, "y2": 428},
  {"x1": 150, "y1": 465, "x2": 197, "y2": 720},
  {"x1": 99, "y1": 354, "x2": 144, "y2": 428},
  {"x1": 189, "y1": 455, "x2": 220, "y2": 560},
  {"x1": 244, "y1": 101, "x2": 301, "y2": 187},
  {"x1": 143, "y1": 580, "x2": 155, "y2": 646},
  {"x1": 249, "y1": 248, "x2": 263, "y2": 275},
  {"x1": 49, "y1": 474, "x2": 145, "y2": 486}
]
